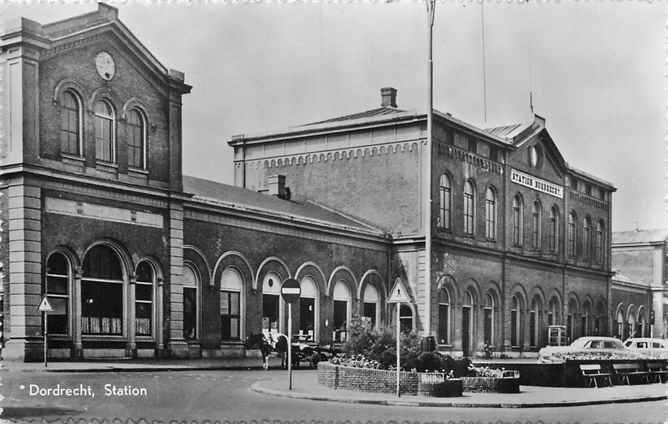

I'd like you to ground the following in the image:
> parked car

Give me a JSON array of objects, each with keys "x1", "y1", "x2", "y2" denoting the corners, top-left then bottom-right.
[
  {"x1": 623, "y1": 338, "x2": 668, "y2": 359},
  {"x1": 538, "y1": 336, "x2": 645, "y2": 363}
]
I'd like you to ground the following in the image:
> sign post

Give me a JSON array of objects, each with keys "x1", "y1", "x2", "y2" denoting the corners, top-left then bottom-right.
[
  {"x1": 38, "y1": 297, "x2": 53, "y2": 368},
  {"x1": 387, "y1": 280, "x2": 410, "y2": 397},
  {"x1": 281, "y1": 278, "x2": 301, "y2": 391}
]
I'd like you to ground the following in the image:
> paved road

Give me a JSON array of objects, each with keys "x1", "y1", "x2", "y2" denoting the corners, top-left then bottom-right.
[{"x1": 0, "y1": 370, "x2": 665, "y2": 423}]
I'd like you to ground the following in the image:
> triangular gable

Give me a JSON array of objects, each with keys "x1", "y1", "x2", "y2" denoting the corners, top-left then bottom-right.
[{"x1": 516, "y1": 128, "x2": 568, "y2": 180}]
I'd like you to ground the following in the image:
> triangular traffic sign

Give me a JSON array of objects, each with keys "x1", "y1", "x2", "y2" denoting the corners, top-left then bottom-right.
[
  {"x1": 387, "y1": 280, "x2": 411, "y2": 303},
  {"x1": 38, "y1": 297, "x2": 53, "y2": 312}
]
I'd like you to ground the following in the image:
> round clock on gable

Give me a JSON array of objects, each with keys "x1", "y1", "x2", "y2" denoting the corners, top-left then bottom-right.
[{"x1": 95, "y1": 51, "x2": 116, "y2": 81}]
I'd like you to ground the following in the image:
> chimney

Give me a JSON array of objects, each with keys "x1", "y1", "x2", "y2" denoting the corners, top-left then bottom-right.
[
  {"x1": 380, "y1": 87, "x2": 397, "y2": 108},
  {"x1": 267, "y1": 175, "x2": 291, "y2": 200}
]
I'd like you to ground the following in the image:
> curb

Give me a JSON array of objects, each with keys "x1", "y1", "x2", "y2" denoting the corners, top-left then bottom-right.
[{"x1": 250, "y1": 382, "x2": 668, "y2": 409}]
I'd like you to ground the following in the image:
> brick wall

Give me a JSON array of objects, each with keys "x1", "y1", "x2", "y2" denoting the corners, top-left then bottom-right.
[{"x1": 317, "y1": 361, "x2": 419, "y2": 395}]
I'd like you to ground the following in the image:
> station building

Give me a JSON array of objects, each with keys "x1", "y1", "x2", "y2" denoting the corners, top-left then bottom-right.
[
  {"x1": 0, "y1": 4, "x2": 622, "y2": 361},
  {"x1": 611, "y1": 229, "x2": 668, "y2": 340}
]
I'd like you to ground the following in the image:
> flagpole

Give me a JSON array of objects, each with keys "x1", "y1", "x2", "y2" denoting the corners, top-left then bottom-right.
[{"x1": 423, "y1": 0, "x2": 435, "y2": 343}]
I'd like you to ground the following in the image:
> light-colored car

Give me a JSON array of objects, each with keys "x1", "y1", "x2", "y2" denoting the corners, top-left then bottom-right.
[
  {"x1": 623, "y1": 338, "x2": 668, "y2": 359},
  {"x1": 538, "y1": 336, "x2": 644, "y2": 363}
]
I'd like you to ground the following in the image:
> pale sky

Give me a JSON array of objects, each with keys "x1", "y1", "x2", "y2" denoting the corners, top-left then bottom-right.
[{"x1": 1, "y1": 1, "x2": 665, "y2": 232}]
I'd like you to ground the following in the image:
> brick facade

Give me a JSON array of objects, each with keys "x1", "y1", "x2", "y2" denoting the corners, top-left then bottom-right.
[{"x1": 0, "y1": 4, "x2": 637, "y2": 362}]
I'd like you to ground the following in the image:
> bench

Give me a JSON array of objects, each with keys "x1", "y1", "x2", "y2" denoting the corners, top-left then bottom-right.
[
  {"x1": 612, "y1": 363, "x2": 649, "y2": 385},
  {"x1": 647, "y1": 363, "x2": 668, "y2": 383},
  {"x1": 580, "y1": 364, "x2": 612, "y2": 388}
]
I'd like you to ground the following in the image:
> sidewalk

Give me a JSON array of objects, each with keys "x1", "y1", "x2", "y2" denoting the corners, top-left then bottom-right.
[
  {"x1": 1, "y1": 356, "x2": 283, "y2": 373},
  {"x1": 252, "y1": 370, "x2": 668, "y2": 408}
]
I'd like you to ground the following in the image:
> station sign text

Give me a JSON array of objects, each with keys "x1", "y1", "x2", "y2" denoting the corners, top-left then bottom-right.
[{"x1": 510, "y1": 169, "x2": 563, "y2": 199}]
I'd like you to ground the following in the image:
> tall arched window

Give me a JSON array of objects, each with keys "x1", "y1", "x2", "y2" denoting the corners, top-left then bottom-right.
[
  {"x1": 462, "y1": 290, "x2": 475, "y2": 356},
  {"x1": 583, "y1": 216, "x2": 592, "y2": 260},
  {"x1": 438, "y1": 174, "x2": 452, "y2": 230},
  {"x1": 82, "y1": 245, "x2": 124, "y2": 335},
  {"x1": 615, "y1": 309, "x2": 625, "y2": 339},
  {"x1": 60, "y1": 90, "x2": 82, "y2": 156},
  {"x1": 127, "y1": 109, "x2": 147, "y2": 169},
  {"x1": 333, "y1": 281, "x2": 352, "y2": 342},
  {"x1": 45, "y1": 252, "x2": 70, "y2": 335},
  {"x1": 262, "y1": 272, "x2": 283, "y2": 337},
  {"x1": 595, "y1": 220, "x2": 604, "y2": 264},
  {"x1": 512, "y1": 195, "x2": 524, "y2": 247},
  {"x1": 220, "y1": 268, "x2": 243, "y2": 340},
  {"x1": 438, "y1": 287, "x2": 451, "y2": 344},
  {"x1": 183, "y1": 264, "x2": 199, "y2": 340},
  {"x1": 463, "y1": 180, "x2": 475, "y2": 235},
  {"x1": 582, "y1": 301, "x2": 591, "y2": 337},
  {"x1": 510, "y1": 295, "x2": 521, "y2": 347},
  {"x1": 567, "y1": 298, "x2": 578, "y2": 340},
  {"x1": 94, "y1": 100, "x2": 115, "y2": 163},
  {"x1": 300, "y1": 276, "x2": 319, "y2": 340},
  {"x1": 532, "y1": 201, "x2": 542, "y2": 249},
  {"x1": 530, "y1": 296, "x2": 541, "y2": 347},
  {"x1": 483, "y1": 293, "x2": 494, "y2": 345},
  {"x1": 548, "y1": 206, "x2": 559, "y2": 252},
  {"x1": 135, "y1": 261, "x2": 154, "y2": 337},
  {"x1": 568, "y1": 211, "x2": 577, "y2": 257},
  {"x1": 485, "y1": 187, "x2": 496, "y2": 241}
]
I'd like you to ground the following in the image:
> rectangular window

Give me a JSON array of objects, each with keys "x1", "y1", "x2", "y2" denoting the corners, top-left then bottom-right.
[
  {"x1": 464, "y1": 192, "x2": 474, "y2": 235},
  {"x1": 221, "y1": 291, "x2": 240, "y2": 340},
  {"x1": 183, "y1": 287, "x2": 197, "y2": 340},
  {"x1": 333, "y1": 300, "x2": 348, "y2": 342},
  {"x1": 483, "y1": 308, "x2": 492, "y2": 345},
  {"x1": 438, "y1": 304, "x2": 449, "y2": 344},
  {"x1": 81, "y1": 281, "x2": 122, "y2": 335},
  {"x1": 363, "y1": 302, "x2": 376, "y2": 328},
  {"x1": 300, "y1": 298, "x2": 315, "y2": 340},
  {"x1": 529, "y1": 311, "x2": 537, "y2": 347},
  {"x1": 135, "y1": 282, "x2": 152, "y2": 336},
  {"x1": 510, "y1": 310, "x2": 518, "y2": 347}
]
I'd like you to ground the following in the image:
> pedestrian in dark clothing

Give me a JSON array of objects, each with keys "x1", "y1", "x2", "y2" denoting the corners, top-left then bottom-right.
[{"x1": 275, "y1": 334, "x2": 289, "y2": 369}]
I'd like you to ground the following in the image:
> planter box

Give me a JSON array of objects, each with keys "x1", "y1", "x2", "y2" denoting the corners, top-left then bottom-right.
[
  {"x1": 418, "y1": 379, "x2": 463, "y2": 397},
  {"x1": 462, "y1": 376, "x2": 520, "y2": 393}
]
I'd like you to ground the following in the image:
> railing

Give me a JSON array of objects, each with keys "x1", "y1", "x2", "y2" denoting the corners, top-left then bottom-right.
[{"x1": 569, "y1": 190, "x2": 609, "y2": 211}]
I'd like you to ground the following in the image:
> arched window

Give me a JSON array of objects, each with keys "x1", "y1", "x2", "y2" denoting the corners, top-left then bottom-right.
[
  {"x1": 220, "y1": 268, "x2": 243, "y2": 340},
  {"x1": 94, "y1": 100, "x2": 115, "y2": 163},
  {"x1": 262, "y1": 272, "x2": 283, "y2": 338},
  {"x1": 548, "y1": 296, "x2": 560, "y2": 326},
  {"x1": 530, "y1": 296, "x2": 541, "y2": 347},
  {"x1": 438, "y1": 287, "x2": 451, "y2": 344},
  {"x1": 135, "y1": 261, "x2": 154, "y2": 337},
  {"x1": 548, "y1": 206, "x2": 559, "y2": 252},
  {"x1": 582, "y1": 301, "x2": 591, "y2": 337},
  {"x1": 595, "y1": 220, "x2": 605, "y2": 264},
  {"x1": 532, "y1": 201, "x2": 542, "y2": 249},
  {"x1": 510, "y1": 295, "x2": 521, "y2": 347},
  {"x1": 627, "y1": 309, "x2": 636, "y2": 339},
  {"x1": 45, "y1": 252, "x2": 70, "y2": 335},
  {"x1": 183, "y1": 264, "x2": 199, "y2": 340},
  {"x1": 333, "y1": 281, "x2": 352, "y2": 342},
  {"x1": 60, "y1": 90, "x2": 82, "y2": 156},
  {"x1": 583, "y1": 216, "x2": 592, "y2": 260},
  {"x1": 568, "y1": 211, "x2": 577, "y2": 257},
  {"x1": 127, "y1": 109, "x2": 147, "y2": 169},
  {"x1": 462, "y1": 290, "x2": 475, "y2": 356},
  {"x1": 512, "y1": 195, "x2": 524, "y2": 247},
  {"x1": 615, "y1": 309, "x2": 625, "y2": 339},
  {"x1": 438, "y1": 174, "x2": 452, "y2": 230},
  {"x1": 567, "y1": 298, "x2": 578, "y2": 340},
  {"x1": 483, "y1": 293, "x2": 494, "y2": 345},
  {"x1": 300, "y1": 276, "x2": 319, "y2": 340},
  {"x1": 362, "y1": 283, "x2": 379, "y2": 330},
  {"x1": 485, "y1": 187, "x2": 496, "y2": 241},
  {"x1": 82, "y1": 245, "x2": 124, "y2": 335},
  {"x1": 463, "y1": 180, "x2": 475, "y2": 235}
]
